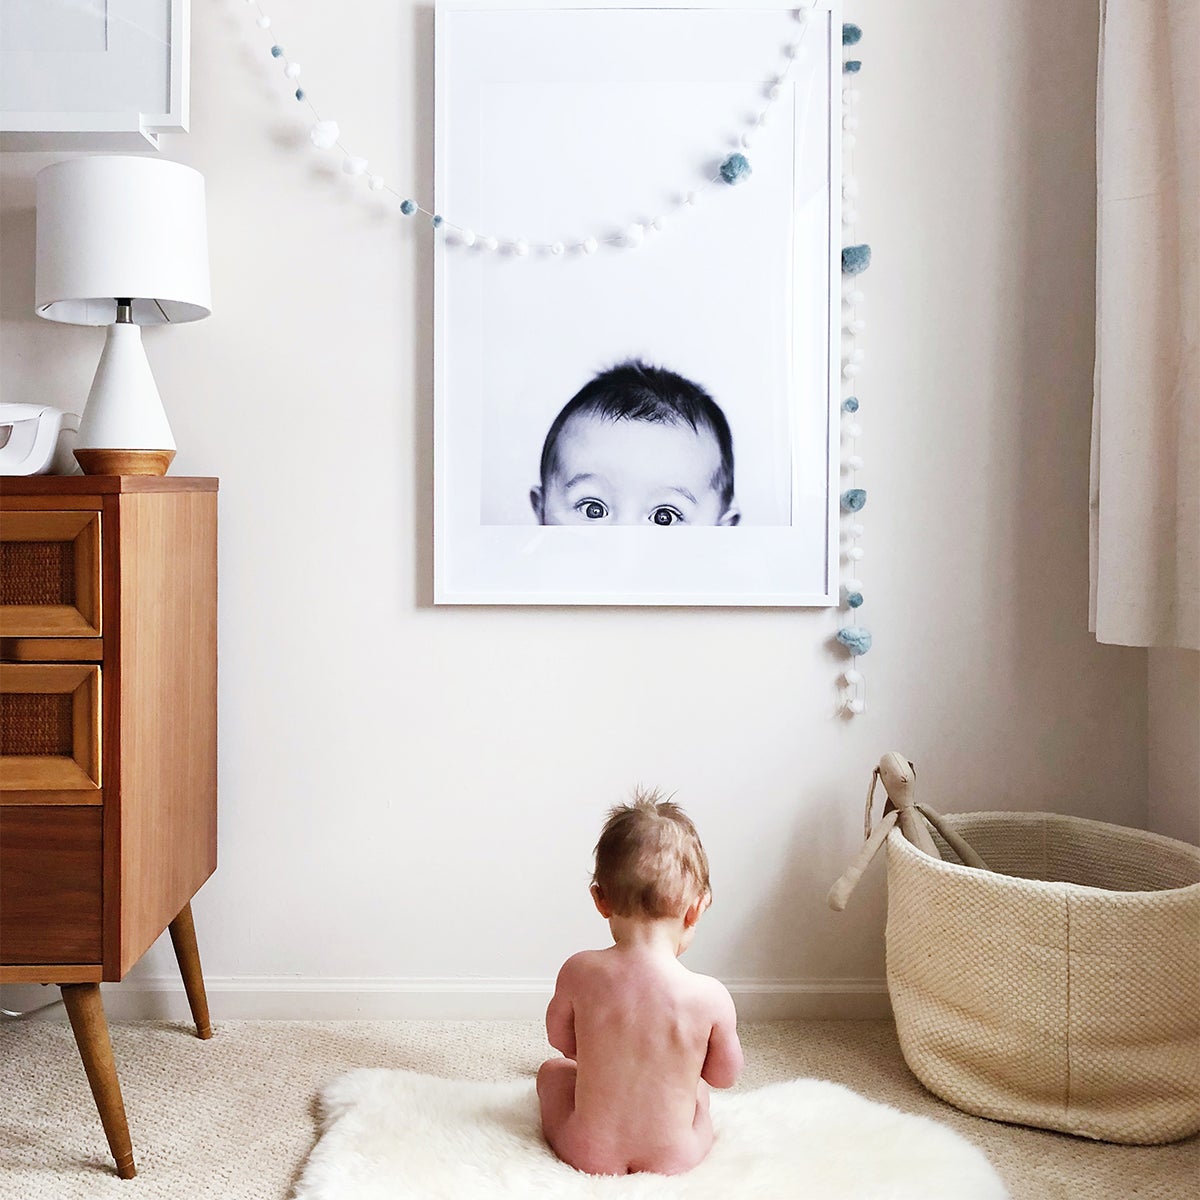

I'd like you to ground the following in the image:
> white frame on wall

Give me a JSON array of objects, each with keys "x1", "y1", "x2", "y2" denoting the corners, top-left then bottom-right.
[
  {"x1": 0, "y1": 0, "x2": 190, "y2": 151},
  {"x1": 433, "y1": 0, "x2": 842, "y2": 607}
]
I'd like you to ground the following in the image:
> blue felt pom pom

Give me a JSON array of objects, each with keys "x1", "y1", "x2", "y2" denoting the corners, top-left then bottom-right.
[
  {"x1": 842, "y1": 244, "x2": 872, "y2": 275},
  {"x1": 271, "y1": 44, "x2": 284, "y2": 58},
  {"x1": 841, "y1": 396, "x2": 860, "y2": 414},
  {"x1": 720, "y1": 152, "x2": 752, "y2": 185},
  {"x1": 842, "y1": 24, "x2": 863, "y2": 46},
  {"x1": 847, "y1": 591, "x2": 864, "y2": 609},
  {"x1": 844, "y1": 60, "x2": 862, "y2": 74},
  {"x1": 294, "y1": 88, "x2": 306, "y2": 101},
  {"x1": 841, "y1": 488, "x2": 867, "y2": 513},
  {"x1": 432, "y1": 214, "x2": 444, "y2": 228},
  {"x1": 401, "y1": 199, "x2": 416, "y2": 216},
  {"x1": 836, "y1": 626, "x2": 873, "y2": 655}
]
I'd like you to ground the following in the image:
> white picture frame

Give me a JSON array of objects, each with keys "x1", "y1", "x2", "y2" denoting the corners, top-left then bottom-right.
[
  {"x1": 0, "y1": 0, "x2": 190, "y2": 151},
  {"x1": 434, "y1": 0, "x2": 841, "y2": 606}
]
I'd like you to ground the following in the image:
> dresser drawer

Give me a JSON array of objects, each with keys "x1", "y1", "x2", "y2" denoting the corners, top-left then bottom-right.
[
  {"x1": 0, "y1": 806, "x2": 102, "y2": 964},
  {"x1": 0, "y1": 664, "x2": 102, "y2": 795},
  {"x1": 0, "y1": 510, "x2": 102, "y2": 638}
]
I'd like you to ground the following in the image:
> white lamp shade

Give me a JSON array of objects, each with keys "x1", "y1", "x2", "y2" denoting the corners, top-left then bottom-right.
[{"x1": 35, "y1": 155, "x2": 211, "y2": 326}]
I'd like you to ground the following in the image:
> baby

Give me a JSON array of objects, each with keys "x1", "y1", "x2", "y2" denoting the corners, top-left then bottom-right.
[
  {"x1": 530, "y1": 360, "x2": 741, "y2": 527},
  {"x1": 537, "y1": 790, "x2": 744, "y2": 1176}
]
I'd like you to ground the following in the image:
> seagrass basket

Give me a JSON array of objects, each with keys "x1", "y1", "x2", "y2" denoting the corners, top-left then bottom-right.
[{"x1": 886, "y1": 811, "x2": 1200, "y2": 1144}]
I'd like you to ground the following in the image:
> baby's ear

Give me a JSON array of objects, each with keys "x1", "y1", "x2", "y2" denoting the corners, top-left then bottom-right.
[
  {"x1": 718, "y1": 502, "x2": 740, "y2": 527},
  {"x1": 530, "y1": 485, "x2": 545, "y2": 522},
  {"x1": 590, "y1": 883, "x2": 613, "y2": 919},
  {"x1": 684, "y1": 890, "x2": 711, "y2": 927}
]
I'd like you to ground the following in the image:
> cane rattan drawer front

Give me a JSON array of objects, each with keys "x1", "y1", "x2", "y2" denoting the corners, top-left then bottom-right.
[
  {"x1": 0, "y1": 806, "x2": 103, "y2": 964},
  {"x1": 0, "y1": 510, "x2": 102, "y2": 638},
  {"x1": 0, "y1": 663, "x2": 102, "y2": 798}
]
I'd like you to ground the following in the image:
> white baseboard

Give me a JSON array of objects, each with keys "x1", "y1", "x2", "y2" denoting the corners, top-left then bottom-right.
[{"x1": 2, "y1": 977, "x2": 890, "y2": 1023}]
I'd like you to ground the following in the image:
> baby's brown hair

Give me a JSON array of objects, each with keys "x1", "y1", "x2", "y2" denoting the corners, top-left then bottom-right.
[{"x1": 592, "y1": 788, "x2": 711, "y2": 918}]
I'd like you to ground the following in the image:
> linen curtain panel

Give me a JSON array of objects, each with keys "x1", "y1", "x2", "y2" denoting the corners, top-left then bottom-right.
[{"x1": 1090, "y1": 0, "x2": 1199, "y2": 650}]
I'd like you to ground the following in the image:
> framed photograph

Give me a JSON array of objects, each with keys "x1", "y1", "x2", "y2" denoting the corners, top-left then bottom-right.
[
  {"x1": 434, "y1": 1, "x2": 841, "y2": 606},
  {"x1": 0, "y1": 0, "x2": 189, "y2": 151}
]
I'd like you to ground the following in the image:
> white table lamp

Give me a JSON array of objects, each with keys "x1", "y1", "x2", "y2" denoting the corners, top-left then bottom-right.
[{"x1": 35, "y1": 156, "x2": 211, "y2": 475}]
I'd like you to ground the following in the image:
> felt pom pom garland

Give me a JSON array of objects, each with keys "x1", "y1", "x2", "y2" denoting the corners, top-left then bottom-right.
[
  {"x1": 838, "y1": 19, "x2": 871, "y2": 718},
  {"x1": 238, "y1": 0, "x2": 826, "y2": 258}
]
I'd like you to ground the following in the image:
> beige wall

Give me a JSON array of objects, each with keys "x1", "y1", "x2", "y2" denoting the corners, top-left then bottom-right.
[
  {"x1": 1148, "y1": 650, "x2": 1200, "y2": 845},
  {"x1": 0, "y1": 0, "x2": 1151, "y2": 1017}
]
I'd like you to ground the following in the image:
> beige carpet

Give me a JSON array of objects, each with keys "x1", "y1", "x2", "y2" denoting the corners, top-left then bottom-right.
[{"x1": 0, "y1": 1017, "x2": 1195, "y2": 1200}]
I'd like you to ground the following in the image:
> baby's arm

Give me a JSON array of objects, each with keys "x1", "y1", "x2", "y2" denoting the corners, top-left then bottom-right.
[
  {"x1": 545, "y1": 958, "x2": 578, "y2": 1059},
  {"x1": 701, "y1": 983, "x2": 744, "y2": 1089}
]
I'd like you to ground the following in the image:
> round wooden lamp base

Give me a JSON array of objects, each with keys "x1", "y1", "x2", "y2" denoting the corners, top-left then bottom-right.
[{"x1": 74, "y1": 449, "x2": 175, "y2": 476}]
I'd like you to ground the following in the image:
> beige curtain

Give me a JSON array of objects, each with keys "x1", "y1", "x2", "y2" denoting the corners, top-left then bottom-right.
[{"x1": 1090, "y1": 0, "x2": 1199, "y2": 649}]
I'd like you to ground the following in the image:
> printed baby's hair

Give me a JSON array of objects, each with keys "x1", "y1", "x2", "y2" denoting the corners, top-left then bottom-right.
[
  {"x1": 592, "y1": 786, "x2": 711, "y2": 919},
  {"x1": 539, "y1": 360, "x2": 735, "y2": 507}
]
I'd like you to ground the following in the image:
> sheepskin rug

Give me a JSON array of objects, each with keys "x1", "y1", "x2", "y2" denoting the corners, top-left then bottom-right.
[{"x1": 293, "y1": 1069, "x2": 1009, "y2": 1199}]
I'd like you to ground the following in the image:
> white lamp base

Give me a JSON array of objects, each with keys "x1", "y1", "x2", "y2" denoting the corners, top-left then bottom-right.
[{"x1": 75, "y1": 322, "x2": 176, "y2": 476}]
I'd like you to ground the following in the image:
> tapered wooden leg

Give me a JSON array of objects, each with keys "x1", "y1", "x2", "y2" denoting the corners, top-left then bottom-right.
[
  {"x1": 60, "y1": 983, "x2": 136, "y2": 1179},
  {"x1": 168, "y1": 901, "x2": 212, "y2": 1040}
]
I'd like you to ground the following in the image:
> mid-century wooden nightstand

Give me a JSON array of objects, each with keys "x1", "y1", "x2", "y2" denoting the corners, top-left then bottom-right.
[{"x1": 0, "y1": 475, "x2": 218, "y2": 1178}]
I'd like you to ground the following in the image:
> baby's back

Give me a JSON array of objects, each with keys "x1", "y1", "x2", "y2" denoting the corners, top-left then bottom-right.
[{"x1": 567, "y1": 949, "x2": 720, "y2": 1174}]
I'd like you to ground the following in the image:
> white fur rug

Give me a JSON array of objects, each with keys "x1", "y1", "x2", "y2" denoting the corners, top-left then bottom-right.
[{"x1": 293, "y1": 1069, "x2": 1008, "y2": 1199}]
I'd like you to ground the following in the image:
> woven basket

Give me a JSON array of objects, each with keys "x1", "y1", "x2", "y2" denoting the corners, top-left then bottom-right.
[{"x1": 886, "y1": 812, "x2": 1200, "y2": 1144}]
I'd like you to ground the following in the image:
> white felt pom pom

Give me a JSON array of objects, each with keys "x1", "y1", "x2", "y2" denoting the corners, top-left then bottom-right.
[
  {"x1": 845, "y1": 422, "x2": 863, "y2": 439},
  {"x1": 482, "y1": 235, "x2": 498, "y2": 252},
  {"x1": 309, "y1": 121, "x2": 340, "y2": 149},
  {"x1": 685, "y1": 190, "x2": 699, "y2": 207},
  {"x1": 845, "y1": 578, "x2": 863, "y2": 591},
  {"x1": 843, "y1": 363, "x2": 860, "y2": 379},
  {"x1": 843, "y1": 88, "x2": 861, "y2": 106},
  {"x1": 843, "y1": 132, "x2": 857, "y2": 150},
  {"x1": 285, "y1": 62, "x2": 301, "y2": 79},
  {"x1": 583, "y1": 237, "x2": 598, "y2": 255},
  {"x1": 843, "y1": 114, "x2": 859, "y2": 131},
  {"x1": 257, "y1": 15, "x2": 271, "y2": 29},
  {"x1": 769, "y1": 84, "x2": 782, "y2": 101},
  {"x1": 842, "y1": 206, "x2": 859, "y2": 226},
  {"x1": 550, "y1": 241, "x2": 564, "y2": 256},
  {"x1": 846, "y1": 698, "x2": 866, "y2": 714},
  {"x1": 756, "y1": 109, "x2": 768, "y2": 128},
  {"x1": 848, "y1": 454, "x2": 864, "y2": 470},
  {"x1": 846, "y1": 289, "x2": 865, "y2": 305},
  {"x1": 741, "y1": 131, "x2": 755, "y2": 149},
  {"x1": 845, "y1": 668, "x2": 863, "y2": 686},
  {"x1": 651, "y1": 216, "x2": 665, "y2": 232},
  {"x1": 367, "y1": 174, "x2": 384, "y2": 191},
  {"x1": 461, "y1": 229, "x2": 476, "y2": 247},
  {"x1": 848, "y1": 546, "x2": 865, "y2": 561},
  {"x1": 514, "y1": 239, "x2": 529, "y2": 256},
  {"x1": 851, "y1": 348, "x2": 866, "y2": 363},
  {"x1": 342, "y1": 156, "x2": 368, "y2": 176},
  {"x1": 847, "y1": 318, "x2": 866, "y2": 333},
  {"x1": 624, "y1": 223, "x2": 644, "y2": 248},
  {"x1": 786, "y1": 42, "x2": 801, "y2": 58},
  {"x1": 850, "y1": 522, "x2": 865, "y2": 537},
  {"x1": 794, "y1": 8, "x2": 809, "y2": 24},
  {"x1": 843, "y1": 177, "x2": 860, "y2": 199}
]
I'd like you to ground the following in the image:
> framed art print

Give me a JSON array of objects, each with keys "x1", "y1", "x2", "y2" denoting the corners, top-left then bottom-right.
[
  {"x1": 434, "y1": 1, "x2": 841, "y2": 605},
  {"x1": 0, "y1": 0, "x2": 190, "y2": 151}
]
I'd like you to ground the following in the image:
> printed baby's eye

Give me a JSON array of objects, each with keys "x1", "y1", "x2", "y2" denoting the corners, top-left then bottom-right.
[
  {"x1": 650, "y1": 507, "x2": 684, "y2": 526},
  {"x1": 576, "y1": 499, "x2": 609, "y2": 520}
]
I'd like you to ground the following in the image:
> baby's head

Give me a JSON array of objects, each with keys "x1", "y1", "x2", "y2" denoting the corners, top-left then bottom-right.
[
  {"x1": 591, "y1": 789, "x2": 711, "y2": 921},
  {"x1": 531, "y1": 361, "x2": 739, "y2": 527}
]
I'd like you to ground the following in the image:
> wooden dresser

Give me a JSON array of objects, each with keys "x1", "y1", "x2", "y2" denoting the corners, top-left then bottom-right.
[{"x1": 0, "y1": 475, "x2": 218, "y2": 1178}]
